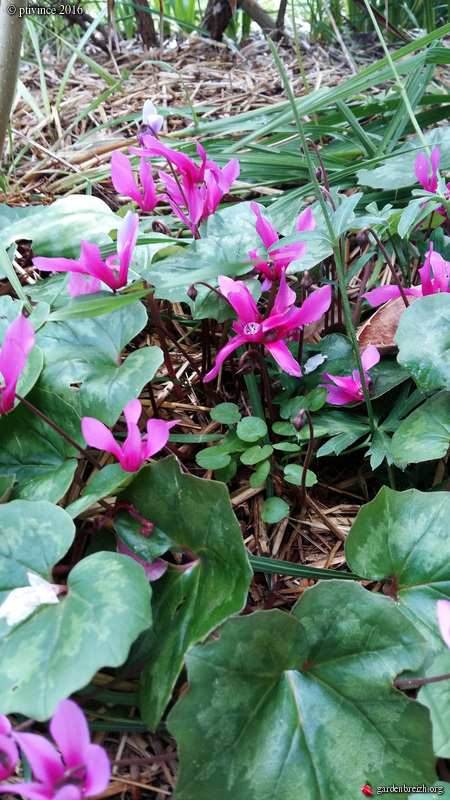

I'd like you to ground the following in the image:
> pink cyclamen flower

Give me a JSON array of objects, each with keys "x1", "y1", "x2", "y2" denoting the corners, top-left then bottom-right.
[
  {"x1": 415, "y1": 146, "x2": 450, "y2": 216},
  {"x1": 0, "y1": 715, "x2": 19, "y2": 780},
  {"x1": 111, "y1": 151, "x2": 157, "y2": 213},
  {"x1": 363, "y1": 243, "x2": 450, "y2": 307},
  {"x1": 0, "y1": 699, "x2": 110, "y2": 800},
  {"x1": 33, "y1": 211, "x2": 139, "y2": 292},
  {"x1": 319, "y1": 345, "x2": 380, "y2": 405},
  {"x1": 82, "y1": 398, "x2": 179, "y2": 472},
  {"x1": 248, "y1": 202, "x2": 315, "y2": 290},
  {"x1": 203, "y1": 272, "x2": 331, "y2": 382},
  {"x1": 0, "y1": 314, "x2": 35, "y2": 414},
  {"x1": 437, "y1": 599, "x2": 450, "y2": 649},
  {"x1": 131, "y1": 135, "x2": 239, "y2": 233}
]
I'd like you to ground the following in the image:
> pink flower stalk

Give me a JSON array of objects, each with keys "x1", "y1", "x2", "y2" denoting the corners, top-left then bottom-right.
[
  {"x1": 319, "y1": 345, "x2": 380, "y2": 405},
  {"x1": 437, "y1": 599, "x2": 450, "y2": 649},
  {"x1": 82, "y1": 399, "x2": 179, "y2": 472},
  {"x1": 203, "y1": 272, "x2": 332, "y2": 382},
  {"x1": 0, "y1": 699, "x2": 110, "y2": 800},
  {"x1": 0, "y1": 715, "x2": 19, "y2": 780},
  {"x1": 248, "y1": 202, "x2": 315, "y2": 290},
  {"x1": 415, "y1": 146, "x2": 450, "y2": 217},
  {"x1": 111, "y1": 151, "x2": 157, "y2": 213},
  {"x1": 363, "y1": 244, "x2": 450, "y2": 307},
  {"x1": 0, "y1": 314, "x2": 35, "y2": 414},
  {"x1": 33, "y1": 211, "x2": 139, "y2": 292}
]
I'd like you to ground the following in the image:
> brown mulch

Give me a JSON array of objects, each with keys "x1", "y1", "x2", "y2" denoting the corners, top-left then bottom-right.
[{"x1": 6, "y1": 33, "x2": 358, "y2": 199}]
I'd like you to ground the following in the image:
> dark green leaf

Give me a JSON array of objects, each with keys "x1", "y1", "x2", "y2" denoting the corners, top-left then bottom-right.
[
  {"x1": 283, "y1": 464, "x2": 317, "y2": 487},
  {"x1": 36, "y1": 303, "x2": 163, "y2": 424},
  {"x1": 236, "y1": 416, "x2": 268, "y2": 442},
  {"x1": 240, "y1": 444, "x2": 273, "y2": 465},
  {"x1": 118, "y1": 457, "x2": 252, "y2": 730},
  {"x1": 0, "y1": 501, "x2": 151, "y2": 719},
  {"x1": 210, "y1": 403, "x2": 242, "y2": 424},
  {"x1": 196, "y1": 446, "x2": 232, "y2": 470},
  {"x1": 346, "y1": 487, "x2": 450, "y2": 660},
  {"x1": 391, "y1": 391, "x2": 450, "y2": 463},
  {"x1": 261, "y1": 497, "x2": 289, "y2": 523},
  {"x1": 169, "y1": 582, "x2": 433, "y2": 800}
]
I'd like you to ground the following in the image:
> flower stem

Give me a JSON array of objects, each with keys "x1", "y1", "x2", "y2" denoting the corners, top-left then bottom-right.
[
  {"x1": 332, "y1": 243, "x2": 377, "y2": 435},
  {"x1": 15, "y1": 394, "x2": 103, "y2": 470}
]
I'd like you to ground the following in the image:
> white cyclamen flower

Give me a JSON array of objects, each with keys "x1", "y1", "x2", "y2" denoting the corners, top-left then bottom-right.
[
  {"x1": 142, "y1": 100, "x2": 164, "y2": 135},
  {"x1": 0, "y1": 572, "x2": 60, "y2": 626}
]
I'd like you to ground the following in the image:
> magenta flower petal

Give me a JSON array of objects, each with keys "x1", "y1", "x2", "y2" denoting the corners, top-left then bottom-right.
[
  {"x1": 203, "y1": 335, "x2": 247, "y2": 382},
  {"x1": 33, "y1": 256, "x2": 85, "y2": 276},
  {"x1": 251, "y1": 202, "x2": 279, "y2": 248},
  {"x1": 296, "y1": 206, "x2": 316, "y2": 232},
  {"x1": 111, "y1": 151, "x2": 143, "y2": 206},
  {"x1": 272, "y1": 271, "x2": 297, "y2": 315},
  {"x1": 265, "y1": 340, "x2": 301, "y2": 377},
  {"x1": 414, "y1": 151, "x2": 430, "y2": 191},
  {"x1": 115, "y1": 211, "x2": 139, "y2": 287},
  {"x1": 218, "y1": 276, "x2": 260, "y2": 327},
  {"x1": 0, "y1": 733, "x2": 19, "y2": 779},
  {"x1": 321, "y1": 384, "x2": 358, "y2": 405},
  {"x1": 68, "y1": 274, "x2": 102, "y2": 297},
  {"x1": 80, "y1": 744, "x2": 111, "y2": 796},
  {"x1": 430, "y1": 145, "x2": 440, "y2": 192},
  {"x1": 284, "y1": 284, "x2": 331, "y2": 330},
  {"x1": 78, "y1": 242, "x2": 118, "y2": 289},
  {"x1": 221, "y1": 158, "x2": 240, "y2": 187},
  {"x1": 120, "y1": 421, "x2": 143, "y2": 472},
  {"x1": 81, "y1": 417, "x2": 123, "y2": 461},
  {"x1": 14, "y1": 733, "x2": 64, "y2": 785},
  {"x1": 52, "y1": 786, "x2": 82, "y2": 800},
  {"x1": 0, "y1": 781, "x2": 54, "y2": 800},
  {"x1": 6, "y1": 314, "x2": 35, "y2": 355},
  {"x1": 361, "y1": 345, "x2": 381, "y2": 372},
  {"x1": 49, "y1": 700, "x2": 90, "y2": 771},
  {"x1": 143, "y1": 418, "x2": 179, "y2": 459},
  {"x1": 139, "y1": 158, "x2": 157, "y2": 212},
  {"x1": 123, "y1": 398, "x2": 142, "y2": 426},
  {"x1": 437, "y1": 599, "x2": 450, "y2": 649},
  {"x1": 0, "y1": 315, "x2": 35, "y2": 414},
  {"x1": 429, "y1": 250, "x2": 450, "y2": 293}
]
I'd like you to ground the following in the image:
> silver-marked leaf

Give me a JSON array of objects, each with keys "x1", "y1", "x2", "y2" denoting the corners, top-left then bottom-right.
[
  {"x1": 0, "y1": 387, "x2": 81, "y2": 502},
  {"x1": 395, "y1": 294, "x2": 450, "y2": 392},
  {"x1": 36, "y1": 302, "x2": 163, "y2": 424},
  {"x1": 2, "y1": 196, "x2": 117, "y2": 258},
  {"x1": 0, "y1": 501, "x2": 151, "y2": 719},
  {"x1": 346, "y1": 487, "x2": 450, "y2": 659},
  {"x1": 391, "y1": 391, "x2": 450, "y2": 464},
  {"x1": 119, "y1": 456, "x2": 252, "y2": 730},
  {"x1": 169, "y1": 582, "x2": 433, "y2": 800}
]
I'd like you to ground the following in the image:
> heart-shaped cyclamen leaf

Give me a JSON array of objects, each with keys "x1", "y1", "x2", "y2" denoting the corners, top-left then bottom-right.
[
  {"x1": 168, "y1": 581, "x2": 433, "y2": 800},
  {"x1": 346, "y1": 487, "x2": 450, "y2": 659},
  {"x1": 118, "y1": 456, "x2": 252, "y2": 730},
  {"x1": 394, "y1": 293, "x2": 450, "y2": 391},
  {"x1": 0, "y1": 500, "x2": 151, "y2": 720}
]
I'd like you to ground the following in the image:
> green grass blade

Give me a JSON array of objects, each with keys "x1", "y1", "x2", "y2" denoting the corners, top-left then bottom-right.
[
  {"x1": 249, "y1": 555, "x2": 364, "y2": 580},
  {"x1": 56, "y1": 7, "x2": 109, "y2": 109},
  {"x1": 0, "y1": 241, "x2": 32, "y2": 313}
]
